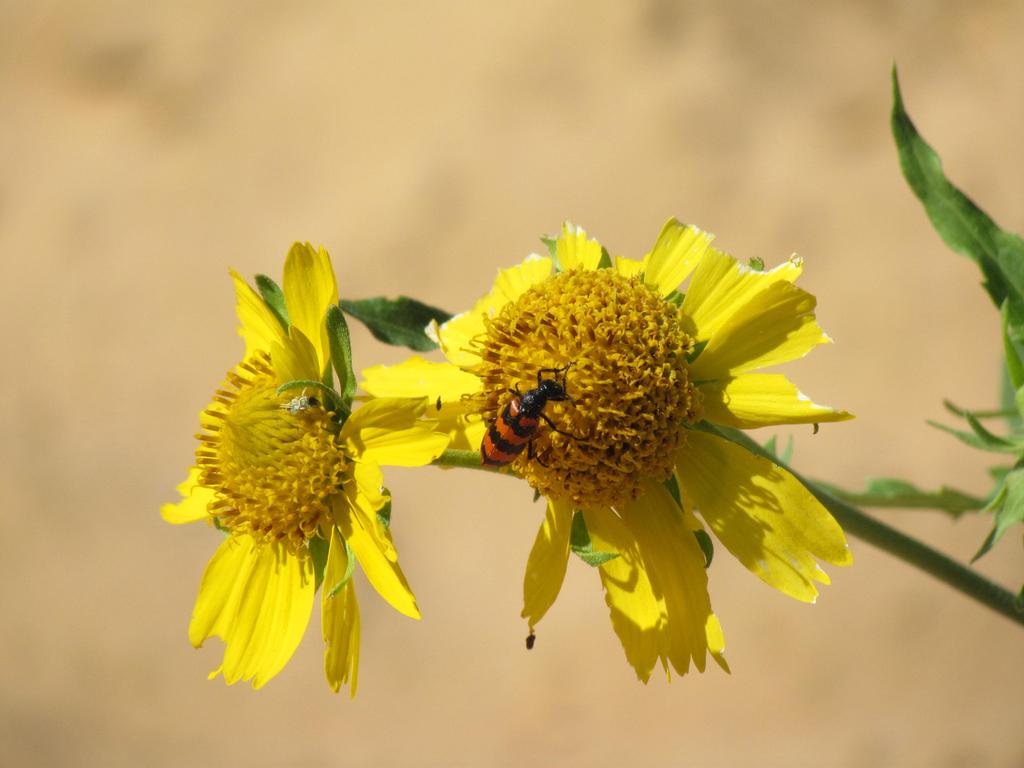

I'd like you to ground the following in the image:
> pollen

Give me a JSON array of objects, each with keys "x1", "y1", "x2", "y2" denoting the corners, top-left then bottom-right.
[
  {"x1": 195, "y1": 353, "x2": 347, "y2": 552},
  {"x1": 473, "y1": 268, "x2": 701, "y2": 508}
]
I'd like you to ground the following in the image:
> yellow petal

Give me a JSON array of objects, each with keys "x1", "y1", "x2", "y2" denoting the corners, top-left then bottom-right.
[
  {"x1": 341, "y1": 460, "x2": 394, "y2": 561},
  {"x1": 521, "y1": 497, "x2": 574, "y2": 629},
  {"x1": 625, "y1": 484, "x2": 719, "y2": 676},
  {"x1": 677, "y1": 430, "x2": 852, "y2": 603},
  {"x1": 555, "y1": 222, "x2": 603, "y2": 271},
  {"x1": 231, "y1": 270, "x2": 286, "y2": 358},
  {"x1": 429, "y1": 311, "x2": 485, "y2": 369},
  {"x1": 585, "y1": 487, "x2": 723, "y2": 682},
  {"x1": 434, "y1": 255, "x2": 554, "y2": 367},
  {"x1": 359, "y1": 358, "x2": 484, "y2": 450},
  {"x1": 491, "y1": 254, "x2": 556, "y2": 303},
  {"x1": 323, "y1": 526, "x2": 360, "y2": 696},
  {"x1": 269, "y1": 325, "x2": 321, "y2": 385},
  {"x1": 282, "y1": 242, "x2": 339, "y2": 377},
  {"x1": 643, "y1": 219, "x2": 714, "y2": 297},
  {"x1": 333, "y1": 487, "x2": 421, "y2": 619},
  {"x1": 613, "y1": 255, "x2": 646, "y2": 279},
  {"x1": 583, "y1": 504, "x2": 663, "y2": 682},
  {"x1": 682, "y1": 248, "x2": 829, "y2": 378},
  {"x1": 189, "y1": 535, "x2": 315, "y2": 688},
  {"x1": 342, "y1": 397, "x2": 449, "y2": 467},
  {"x1": 161, "y1": 468, "x2": 215, "y2": 524},
  {"x1": 700, "y1": 374, "x2": 853, "y2": 429},
  {"x1": 692, "y1": 282, "x2": 830, "y2": 379},
  {"x1": 360, "y1": 356, "x2": 481, "y2": 400}
]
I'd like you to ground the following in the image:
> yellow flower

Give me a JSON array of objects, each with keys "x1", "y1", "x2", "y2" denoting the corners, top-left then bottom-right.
[
  {"x1": 362, "y1": 220, "x2": 853, "y2": 681},
  {"x1": 162, "y1": 243, "x2": 448, "y2": 695}
]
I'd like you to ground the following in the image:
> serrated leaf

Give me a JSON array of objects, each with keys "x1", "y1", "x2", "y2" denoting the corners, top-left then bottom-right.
[
  {"x1": 340, "y1": 296, "x2": 452, "y2": 352},
  {"x1": 892, "y1": 67, "x2": 1024, "y2": 338},
  {"x1": 927, "y1": 419, "x2": 1023, "y2": 454},
  {"x1": 967, "y1": 411, "x2": 1016, "y2": 445},
  {"x1": 820, "y1": 476, "x2": 986, "y2": 517},
  {"x1": 973, "y1": 467, "x2": 1024, "y2": 562},
  {"x1": 254, "y1": 274, "x2": 290, "y2": 330},
  {"x1": 943, "y1": 399, "x2": 1016, "y2": 422},
  {"x1": 569, "y1": 511, "x2": 620, "y2": 567},
  {"x1": 325, "y1": 305, "x2": 356, "y2": 419}
]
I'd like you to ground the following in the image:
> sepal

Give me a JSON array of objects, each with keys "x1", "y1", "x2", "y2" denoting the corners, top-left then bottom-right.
[
  {"x1": 254, "y1": 274, "x2": 290, "y2": 330},
  {"x1": 569, "y1": 511, "x2": 619, "y2": 567}
]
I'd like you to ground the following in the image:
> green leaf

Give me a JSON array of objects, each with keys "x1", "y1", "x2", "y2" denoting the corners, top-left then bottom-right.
[
  {"x1": 989, "y1": 465, "x2": 1012, "y2": 483},
  {"x1": 1002, "y1": 301, "x2": 1024, "y2": 391},
  {"x1": 569, "y1": 511, "x2": 619, "y2": 567},
  {"x1": 943, "y1": 399, "x2": 1016, "y2": 422},
  {"x1": 748, "y1": 256, "x2": 765, "y2": 272},
  {"x1": 540, "y1": 235, "x2": 558, "y2": 258},
  {"x1": 254, "y1": 274, "x2": 290, "y2": 330},
  {"x1": 597, "y1": 246, "x2": 613, "y2": 270},
  {"x1": 377, "y1": 492, "x2": 392, "y2": 529},
  {"x1": 1001, "y1": 363, "x2": 1024, "y2": 431},
  {"x1": 686, "y1": 339, "x2": 708, "y2": 363},
  {"x1": 309, "y1": 533, "x2": 330, "y2": 592},
  {"x1": 764, "y1": 434, "x2": 794, "y2": 464},
  {"x1": 327, "y1": 539, "x2": 357, "y2": 599},
  {"x1": 663, "y1": 475, "x2": 714, "y2": 566},
  {"x1": 819, "y1": 476, "x2": 986, "y2": 518},
  {"x1": 972, "y1": 466, "x2": 1024, "y2": 562},
  {"x1": 663, "y1": 474, "x2": 682, "y2": 508},
  {"x1": 927, "y1": 418, "x2": 1023, "y2": 454},
  {"x1": 325, "y1": 305, "x2": 356, "y2": 419},
  {"x1": 694, "y1": 529, "x2": 714, "y2": 568},
  {"x1": 340, "y1": 297, "x2": 452, "y2": 352},
  {"x1": 891, "y1": 67, "x2": 1024, "y2": 338}
]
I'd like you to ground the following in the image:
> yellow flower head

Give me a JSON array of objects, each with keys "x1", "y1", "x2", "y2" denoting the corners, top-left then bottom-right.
[
  {"x1": 363, "y1": 220, "x2": 853, "y2": 682},
  {"x1": 162, "y1": 243, "x2": 448, "y2": 695}
]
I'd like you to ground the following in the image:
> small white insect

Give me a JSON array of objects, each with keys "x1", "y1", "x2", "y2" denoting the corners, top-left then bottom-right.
[{"x1": 280, "y1": 389, "x2": 321, "y2": 414}]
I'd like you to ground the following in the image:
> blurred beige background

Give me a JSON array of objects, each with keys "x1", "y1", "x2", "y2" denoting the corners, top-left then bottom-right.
[{"x1": 2, "y1": 1, "x2": 1023, "y2": 766}]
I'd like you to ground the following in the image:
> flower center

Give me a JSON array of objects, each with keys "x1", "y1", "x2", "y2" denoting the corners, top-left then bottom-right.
[
  {"x1": 195, "y1": 353, "x2": 347, "y2": 552},
  {"x1": 473, "y1": 268, "x2": 701, "y2": 508}
]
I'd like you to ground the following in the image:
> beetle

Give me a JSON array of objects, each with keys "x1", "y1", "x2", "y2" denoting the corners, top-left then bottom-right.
[{"x1": 480, "y1": 364, "x2": 579, "y2": 467}]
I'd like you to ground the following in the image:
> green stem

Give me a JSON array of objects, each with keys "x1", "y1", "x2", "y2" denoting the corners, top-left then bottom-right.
[
  {"x1": 433, "y1": 448, "x2": 494, "y2": 471},
  {"x1": 705, "y1": 423, "x2": 1024, "y2": 627},
  {"x1": 808, "y1": 481, "x2": 1023, "y2": 627},
  {"x1": 758, "y1": 457, "x2": 1022, "y2": 625},
  {"x1": 438, "y1": 434, "x2": 1024, "y2": 627}
]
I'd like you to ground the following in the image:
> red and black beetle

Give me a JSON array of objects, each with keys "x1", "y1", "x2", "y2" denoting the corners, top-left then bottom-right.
[{"x1": 480, "y1": 364, "x2": 579, "y2": 467}]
